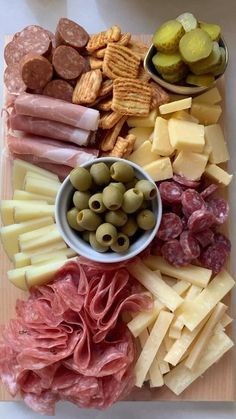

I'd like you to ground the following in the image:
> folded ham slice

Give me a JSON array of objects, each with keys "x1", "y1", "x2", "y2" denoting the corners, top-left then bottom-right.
[{"x1": 15, "y1": 93, "x2": 100, "y2": 131}]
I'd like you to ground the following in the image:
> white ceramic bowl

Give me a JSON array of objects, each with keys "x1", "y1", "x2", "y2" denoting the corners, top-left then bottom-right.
[{"x1": 55, "y1": 157, "x2": 162, "y2": 264}]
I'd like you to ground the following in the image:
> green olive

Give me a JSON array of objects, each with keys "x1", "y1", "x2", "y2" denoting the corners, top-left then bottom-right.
[
  {"x1": 89, "y1": 193, "x2": 106, "y2": 213},
  {"x1": 90, "y1": 162, "x2": 110, "y2": 186},
  {"x1": 136, "y1": 209, "x2": 156, "y2": 230},
  {"x1": 67, "y1": 207, "x2": 84, "y2": 231},
  {"x1": 140, "y1": 200, "x2": 148, "y2": 210},
  {"x1": 135, "y1": 180, "x2": 157, "y2": 200},
  {"x1": 110, "y1": 182, "x2": 126, "y2": 194},
  {"x1": 102, "y1": 185, "x2": 123, "y2": 210},
  {"x1": 111, "y1": 233, "x2": 130, "y2": 253},
  {"x1": 73, "y1": 191, "x2": 91, "y2": 210},
  {"x1": 110, "y1": 161, "x2": 135, "y2": 182},
  {"x1": 69, "y1": 167, "x2": 92, "y2": 191},
  {"x1": 82, "y1": 230, "x2": 90, "y2": 242},
  {"x1": 89, "y1": 232, "x2": 109, "y2": 253},
  {"x1": 125, "y1": 177, "x2": 139, "y2": 190},
  {"x1": 76, "y1": 209, "x2": 101, "y2": 231},
  {"x1": 120, "y1": 217, "x2": 138, "y2": 237},
  {"x1": 96, "y1": 223, "x2": 117, "y2": 246},
  {"x1": 105, "y1": 209, "x2": 128, "y2": 227},
  {"x1": 122, "y1": 188, "x2": 143, "y2": 213}
]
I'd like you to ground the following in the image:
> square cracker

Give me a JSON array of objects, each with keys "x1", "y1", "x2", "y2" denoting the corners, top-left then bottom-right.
[
  {"x1": 112, "y1": 78, "x2": 152, "y2": 116},
  {"x1": 72, "y1": 69, "x2": 102, "y2": 104},
  {"x1": 99, "y1": 111, "x2": 123, "y2": 129},
  {"x1": 103, "y1": 43, "x2": 140, "y2": 80}
]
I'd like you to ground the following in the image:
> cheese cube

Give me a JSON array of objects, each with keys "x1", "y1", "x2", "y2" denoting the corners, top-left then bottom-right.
[
  {"x1": 127, "y1": 141, "x2": 159, "y2": 166},
  {"x1": 205, "y1": 164, "x2": 233, "y2": 186},
  {"x1": 13, "y1": 159, "x2": 59, "y2": 190},
  {"x1": 173, "y1": 150, "x2": 208, "y2": 181},
  {"x1": 143, "y1": 157, "x2": 173, "y2": 181},
  {"x1": 204, "y1": 124, "x2": 229, "y2": 164},
  {"x1": 192, "y1": 87, "x2": 222, "y2": 105},
  {"x1": 128, "y1": 127, "x2": 153, "y2": 150},
  {"x1": 168, "y1": 119, "x2": 205, "y2": 152},
  {"x1": 152, "y1": 117, "x2": 174, "y2": 156},
  {"x1": 190, "y1": 102, "x2": 222, "y2": 125},
  {"x1": 159, "y1": 97, "x2": 192, "y2": 115},
  {"x1": 171, "y1": 110, "x2": 199, "y2": 123},
  {"x1": 127, "y1": 109, "x2": 158, "y2": 128}
]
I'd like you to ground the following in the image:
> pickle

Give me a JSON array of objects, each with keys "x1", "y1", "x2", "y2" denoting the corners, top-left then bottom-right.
[
  {"x1": 161, "y1": 66, "x2": 188, "y2": 83},
  {"x1": 179, "y1": 28, "x2": 213, "y2": 63},
  {"x1": 212, "y1": 47, "x2": 226, "y2": 76},
  {"x1": 176, "y1": 12, "x2": 198, "y2": 32},
  {"x1": 190, "y1": 42, "x2": 221, "y2": 75},
  {"x1": 153, "y1": 20, "x2": 184, "y2": 53},
  {"x1": 186, "y1": 74, "x2": 215, "y2": 87},
  {"x1": 152, "y1": 51, "x2": 185, "y2": 74},
  {"x1": 200, "y1": 22, "x2": 221, "y2": 41}
]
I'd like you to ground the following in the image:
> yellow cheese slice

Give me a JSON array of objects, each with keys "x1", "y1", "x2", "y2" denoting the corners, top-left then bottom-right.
[
  {"x1": 159, "y1": 98, "x2": 192, "y2": 114},
  {"x1": 25, "y1": 257, "x2": 77, "y2": 288},
  {"x1": 190, "y1": 102, "x2": 222, "y2": 125},
  {"x1": 204, "y1": 164, "x2": 233, "y2": 186},
  {"x1": 168, "y1": 119, "x2": 205, "y2": 152},
  {"x1": 173, "y1": 150, "x2": 208, "y2": 181},
  {"x1": 185, "y1": 284, "x2": 202, "y2": 301},
  {"x1": 19, "y1": 224, "x2": 57, "y2": 242},
  {"x1": 155, "y1": 342, "x2": 170, "y2": 374},
  {"x1": 13, "y1": 189, "x2": 55, "y2": 204},
  {"x1": 14, "y1": 204, "x2": 55, "y2": 223},
  {"x1": 127, "y1": 109, "x2": 158, "y2": 127},
  {"x1": 142, "y1": 157, "x2": 173, "y2": 181},
  {"x1": 192, "y1": 87, "x2": 222, "y2": 105},
  {"x1": 204, "y1": 124, "x2": 229, "y2": 164},
  {"x1": 139, "y1": 329, "x2": 164, "y2": 387},
  {"x1": 19, "y1": 229, "x2": 63, "y2": 252},
  {"x1": 164, "y1": 335, "x2": 175, "y2": 352},
  {"x1": 127, "y1": 141, "x2": 159, "y2": 166},
  {"x1": 152, "y1": 117, "x2": 174, "y2": 156},
  {"x1": 31, "y1": 248, "x2": 76, "y2": 265},
  {"x1": 13, "y1": 241, "x2": 67, "y2": 268},
  {"x1": 7, "y1": 266, "x2": 29, "y2": 291},
  {"x1": 128, "y1": 127, "x2": 153, "y2": 150},
  {"x1": 13, "y1": 158, "x2": 59, "y2": 190},
  {"x1": 172, "y1": 280, "x2": 191, "y2": 296},
  {"x1": 127, "y1": 299, "x2": 164, "y2": 337},
  {"x1": 171, "y1": 110, "x2": 199, "y2": 123},
  {"x1": 24, "y1": 176, "x2": 61, "y2": 198},
  {"x1": 0, "y1": 200, "x2": 48, "y2": 225}
]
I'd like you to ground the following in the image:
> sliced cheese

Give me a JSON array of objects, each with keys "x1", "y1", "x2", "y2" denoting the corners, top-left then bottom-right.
[
  {"x1": 127, "y1": 109, "x2": 158, "y2": 127},
  {"x1": 193, "y1": 87, "x2": 222, "y2": 105},
  {"x1": 25, "y1": 257, "x2": 77, "y2": 288},
  {"x1": 139, "y1": 329, "x2": 164, "y2": 387},
  {"x1": 31, "y1": 248, "x2": 76, "y2": 265},
  {"x1": 26, "y1": 170, "x2": 59, "y2": 182},
  {"x1": 13, "y1": 189, "x2": 55, "y2": 204},
  {"x1": 144, "y1": 256, "x2": 212, "y2": 288},
  {"x1": 19, "y1": 229, "x2": 63, "y2": 252},
  {"x1": 128, "y1": 127, "x2": 153, "y2": 150},
  {"x1": 172, "y1": 280, "x2": 191, "y2": 296},
  {"x1": 13, "y1": 158, "x2": 59, "y2": 190},
  {"x1": 127, "y1": 299, "x2": 164, "y2": 337},
  {"x1": 205, "y1": 164, "x2": 233, "y2": 186},
  {"x1": 19, "y1": 224, "x2": 57, "y2": 242},
  {"x1": 190, "y1": 102, "x2": 222, "y2": 125},
  {"x1": 127, "y1": 141, "x2": 159, "y2": 166},
  {"x1": 143, "y1": 157, "x2": 173, "y2": 182},
  {"x1": 185, "y1": 284, "x2": 202, "y2": 301},
  {"x1": 152, "y1": 117, "x2": 174, "y2": 156},
  {"x1": 171, "y1": 110, "x2": 199, "y2": 123},
  {"x1": 169, "y1": 325, "x2": 182, "y2": 340},
  {"x1": 173, "y1": 150, "x2": 208, "y2": 181},
  {"x1": 13, "y1": 241, "x2": 67, "y2": 268},
  {"x1": 159, "y1": 98, "x2": 192, "y2": 114},
  {"x1": 155, "y1": 342, "x2": 170, "y2": 374},
  {"x1": 24, "y1": 176, "x2": 61, "y2": 198},
  {"x1": 168, "y1": 119, "x2": 205, "y2": 152},
  {"x1": 164, "y1": 335, "x2": 175, "y2": 352},
  {"x1": 7, "y1": 266, "x2": 29, "y2": 290},
  {"x1": 204, "y1": 124, "x2": 229, "y2": 164},
  {"x1": 0, "y1": 200, "x2": 48, "y2": 225},
  {"x1": 14, "y1": 204, "x2": 55, "y2": 222}
]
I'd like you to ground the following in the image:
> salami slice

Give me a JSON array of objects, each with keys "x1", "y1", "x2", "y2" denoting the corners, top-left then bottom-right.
[
  {"x1": 161, "y1": 239, "x2": 191, "y2": 267},
  {"x1": 53, "y1": 46, "x2": 85, "y2": 80},
  {"x1": 187, "y1": 209, "x2": 216, "y2": 233},
  {"x1": 181, "y1": 189, "x2": 206, "y2": 217},
  {"x1": 20, "y1": 53, "x2": 53, "y2": 90},
  {"x1": 43, "y1": 79, "x2": 73, "y2": 102},
  {"x1": 194, "y1": 228, "x2": 215, "y2": 248},
  {"x1": 157, "y1": 213, "x2": 183, "y2": 241},
  {"x1": 200, "y1": 243, "x2": 228, "y2": 274},
  {"x1": 173, "y1": 174, "x2": 200, "y2": 189},
  {"x1": 4, "y1": 64, "x2": 26, "y2": 95},
  {"x1": 179, "y1": 230, "x2": 200, "y2": 259},
  {"x1": 159, "y1": 181, "x2": 183, "y2": 204},
  {"x1": 200, "y1": 184, "x2": 218, "y2": 200},
  {"x1": 214, "y1": 232, "x2": 231, "y2": 253},
  {"x1": 55, "y1": 18, "x2": 89, "y2": 50},
  {"x1": 207, "y1": 198, "x2": 229, "y2": 225},
  {"x1": 151, "y1": 237, "x2": 164, "y2": 256}
]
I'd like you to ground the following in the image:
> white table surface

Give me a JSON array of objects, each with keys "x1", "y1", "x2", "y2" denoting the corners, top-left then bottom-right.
[{"x1": 0, "y1": 0, "x2": 235, "y2": 417}]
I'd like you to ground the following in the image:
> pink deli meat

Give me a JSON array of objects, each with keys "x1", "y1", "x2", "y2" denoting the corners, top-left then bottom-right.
[
  {"x1": 15, "y1": 93, "x2": 100, "y2": 131},
  {"x1": 7, "y1": 134, "x2": 99, "y2": 168},
  {"x1": 0, "y1": 258, "x2": 152, "y2": 414}
]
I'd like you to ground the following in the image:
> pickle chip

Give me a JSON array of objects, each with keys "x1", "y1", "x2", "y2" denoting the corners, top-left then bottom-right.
[
  {"x1": 200, "y1": 22, "x2": 221, "y2": 41},
  {"x1": 186, "y1": 73, "x2": 215, "y2": 87},
  {"x1": 179, "y1": 28, "x2": 213, "y2": 63},
  {"x1": 162, "y1": 66, "x2": 188, "y2": 84},
  {"x1": 190, "y1": 41, "x2": 221, "y2": 75},
  {"x1": 152, "y1": 51, "x2": 185, "y2": 75},
  {"x1": 153, "y1": 20, "x2": 184, "y2": 53},
  {"x1": 176, "y1": 12, "x2": 198, "y2": 32},
  {"x1": 212, "y1": 47, "x2": 226, "y2": 76}
]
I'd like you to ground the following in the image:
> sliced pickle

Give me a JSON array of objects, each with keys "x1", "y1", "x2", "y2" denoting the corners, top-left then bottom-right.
[
  {"x1": 212, "y1": 47, "x2": 226, "y2": 76},
  {"x1": 162, "y1": 66, "x2": 188, "y2": 84},
  {"x1": 179, "y1": 28, "x2": 213, "y2": 63},
  {"x1": 153, "y1": 20, "x2": 184, "y2": 53},
  {"x1": 190, "y1": 41, "x2": 221, "y2": 75},
  {"x1": 186, "y1": 73, "x2": 215, "y2": 87},
  {"x1": 200, "y1": 22, "x2": 221, "y2": 41},
  {"x1": 176, "y1": 12, "x2": 198, "y2": 32},
  {"x1": 152, "y1": 51, "x2": 185, "y2": 74}
]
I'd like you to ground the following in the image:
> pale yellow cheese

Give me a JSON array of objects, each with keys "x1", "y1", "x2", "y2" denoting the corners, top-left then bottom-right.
[
  {"x1": 127, "y1": 109, "x2": 158, "y2": 127},
  {"x1": 31, "y1": 248, "x2": 76, "y2": 265},
  {"x1": 139, "y1": 329, "x2": 164, "y2": 387},
  {"x1": 14, "y1": 204, "x2": 55, "y2": 222},
  {"x1": 127, "y1": 299, "x2": 164, "y2": 337},
  {"x1": 205, "y1": 164, "x2": 233, "y2": 186},
  {"x1": 13, "y1": 242, "x2": 67, "y2": 268},
  {"x1": 26, "y1": 170, "x2": 59, "y2": 182},
  {"x1": 168, "y1": 119, "x2": 205, "y2": 152},
  {"x1": 7, "y1": 266, "x2": 29, "y2": 291},
  {"x1": 0, "y1": 200, "x2": 47, "y2": 225},
  {"x1": 169, "y1": 325, "x2": 182, "y2": 340},
  {"x1": 172, "y1": 280, "x2": 191, "y2": 296},
  {"x1": 172, "y1": 110, "x2": 199, "y2": 123},
  {"x1": 159, "y1": 97, "x2": 192, "y2": 114},
  {"x1": 164, "y1": 335, "x2": 175, "y2": 352},
  {"x1": 127, "y1": 141, "x2": 159, "y2": 166},
  {"x1": 204, "y1": 124, "x2": 229, "y2": 164},
  {"x1": 19, "y1": 224, "x2": 57, "y2": 242},
  {"x1": 152, "y1": 117, "x2": 174, "y2": 156},
  {"x1": 128, "y1": 127, "x2": 153, "y2": 150},
  {"x1": 26, "y1": 257, "x2": 77, "y2": 288},
  {"x1": 13, "y1": 189, "x2": 55, "y2": 204},
  {"x1": 192, "y1": 87, "x2": 222, "y2": 105},
  {"x1": 155, "y1": 342, "x2": 170, "y2": 374},
  {"x1": 143, "y1": 157, "x2": 173, "y2": 181},
  {"x1": 173, "y1": 150, "x2": 208, "y2": 181},
  {"x1": 190, "y1": 102, "x2": 222, "y2": 125},
  {"x1": 24, "y1": 176, "x2": 61, "y2": 198},
  {"x1": 185, "y1": 284, "x2": 202, "y2": 301},
  {"x1": 13, "y1": 158, "x2": 59, "y2": 190},
  {"x1": 19, "y1": 229, "x2": 63, "y2": 252}
]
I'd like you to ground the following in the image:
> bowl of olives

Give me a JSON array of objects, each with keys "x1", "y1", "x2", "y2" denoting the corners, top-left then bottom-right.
[{"x1": 55, "y1": 157, "x2": 162, "y2": 263}]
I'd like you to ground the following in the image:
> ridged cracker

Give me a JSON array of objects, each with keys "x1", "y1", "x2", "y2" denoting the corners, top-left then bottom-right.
[
  {"x1": 128, "y1": 40, "x2": 149, "y2": 60},
  {"x1": 138, "y1": 65, "x2": 151, "y2": 82},
  {"x1": 86, "y1": 25, "x2": 121, "y2": 52},
  {"x1": 89, "y1": 56, "x2": 103, "y2": 70},
  {"x1": 97, "y1": 97, "x2": 112, "y2": 111},
  {"x1": 110, "y1": 134, "x2": 136, "y2": 157},
  {"x1": 99, "y1": 111, "x2": 123, "y2": 129},
  {"x1": 98, "y1": 79, "x2": 113, "y2": 97},
  {"x1": 93, "y1": 47, "x2": 107, "y2": 59},
  {"x1": 100, "y1": 116, "x2": 127, "y2": 151},
  {"x1": 103, "y1": 43, "x2": 140, "y2": 80},
  {"x1": 72, "y1": 69, "x2": 102, "y2": 104},
  {"x1": 117, "y1": 32, "x2": 132, "y2": 46},
  {"x1": 112, "y1": 77, "x2": 151, "y2": 116}
]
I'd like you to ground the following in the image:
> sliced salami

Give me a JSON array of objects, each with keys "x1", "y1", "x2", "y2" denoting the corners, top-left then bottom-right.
[
  {"x1": 181, "y1": 189, "x2": 206, "y2": 217},
  {"x1": 159, "y1": 181, "x2": 183, "y2": 204},
  {"x1": 207, "y1": 198, "x2": 229, "y2": 225},
  {"x1": 161, "y1": 239, "x2": 191, "y2": 267},
  {"x1": 194, "y1": 228, "x2": 215, "y2": 248},
  {"x1": 200, "y1": 243, "x2": 228, "y2": 274},
  {"x1": 4, "y1": 64, "x2": 26, "y2": 95},
  {"x1": 180, "y1": 230, "x2": 200, "y2": 259},
  {"x1": 181, "y1": 217, "x2": 188, "y2": 230},
  {"x1": 214, "y1": 232, "x2": 231, "y2": 253},
  {"x1": 151, "y1": 237, "x2": 164, "y2": 256},
  {"x1": 187, "y1": 209, "x2": 216, "y2": 233},
  {"x1": 55, "y1": 18, "x2": 89, "y2": 50},
  {"x1": 43, "y1": 79, "x2": 73, "y2": 102},
  {"x1": 20, "y1": 53, "x2": 53, "y2": 90},
  {"x1": 53, "y1": 46, "x2": 85, "y2": 80},
  {"x1": 200, "y1": 184, "x2": 218, "y2": 200},
  {"x1": 173, "y1": 174, "x2": 200, "y2": 189},
  {"x1": 157, "y1": 213, "x2": 183, "y2": 241}
]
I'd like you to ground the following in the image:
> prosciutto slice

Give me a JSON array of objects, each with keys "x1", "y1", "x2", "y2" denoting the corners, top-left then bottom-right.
[{"x1": 15, "y1": 93, "x2": 100, "y2": 130}]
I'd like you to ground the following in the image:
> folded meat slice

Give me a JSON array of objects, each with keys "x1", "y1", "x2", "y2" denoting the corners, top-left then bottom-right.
[
  {"x1": 15, "y1": 93, "x2": 100, "y2": 131},
  {"x1": 7, "y1": 134, "x2": 99, "y2": 168},
  {"x1": 9, "y1": 110, "x2": 92, "y2": 147}
]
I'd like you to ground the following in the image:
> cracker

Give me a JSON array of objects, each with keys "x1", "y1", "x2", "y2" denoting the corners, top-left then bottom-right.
[
  {"x1": 138, "y1": 65, "x2": 151, "y2": 82},
  {"x1": 109, "y1": 134, "x2": 136, "y2": 157},
  {"x1": 99, "y1": 111, "x2": 123, "y2": 129},
  {"x1": 93, "y1": 47, "x2": 106, "y2": 59},
  {"x1": 103, "y1": 43, "x2": 140, "y2": 80},
  {"x1": 150, "y1": 81, "x2": 170, "y2": 110},
  {"x1": 100, "y1": 116, "x2": 127, "y2": 151},
  {"x1": 89, "y1": 56, "x2": 103, "y2": 70},
  {"x1": 97, "y1": 97, "x2": 112, "y2": 112},
  {"x1": 86, "y1": 25, "x2": 121, "y2": 52},
  {"x1": 98, "y1": 79, "x2": 113, "y2": 97},
  {"x1": 106, "y1": 25, "x2": 121, "y2": 42},
  {"x1": 72, "y1": 69, "x2": 102, "y2": 104},
  {"x1": 117, "y1": 32, "x2": 132, "y2": 46},
  {"x1": 128, "y1": 40, "x2": 149, "y2": 60},
  {"x1": 112, "y1": 77, "x2": 151, "y2": 116}
]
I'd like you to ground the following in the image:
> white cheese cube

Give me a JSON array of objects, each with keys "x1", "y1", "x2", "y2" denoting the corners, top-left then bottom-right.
[
  {"x1": 190, "y1": 102, "x2": 222, "y2": 125},
  {"x1": 192, "y1": 87, "x2": 222, "y2": 105},
  {"x1": 127, "y1": 109, "x2": 158, "y2": 127},
  {"x1": 168, "y1": 119, "x2": 205, "y2": 152},
  {"x1": 205, "y1": 164, "x2": 233, "y2": 186},
  {"x1": 159, "y1": 97, "x2": 192, "y2": 115},
  {"x1": 152, "y1": 117, "x2": 174, "y2": 156},
  {"x1": 173, "y1": 150, "x2": 208, "y2": 181},
  {"x1": 128, "y1": 127, "x2": 153, "y2": 150},
  {"x1": 171, "y1": 110, "x2": 199, "y2": 123},
  {"x1": 143, "y1": 157, "x2": 173, "y2": 181},
  {"x1": 204, "y1": 124, "x2": 229, "y2": 164},
  {"x1": 127, "y1": 141, "x2": 159, "y2": 166}
]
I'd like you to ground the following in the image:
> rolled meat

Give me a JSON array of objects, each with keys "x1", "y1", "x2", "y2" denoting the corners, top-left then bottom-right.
[{"x1": 15, "y1": 93, "x2": 100, "y2": 131}]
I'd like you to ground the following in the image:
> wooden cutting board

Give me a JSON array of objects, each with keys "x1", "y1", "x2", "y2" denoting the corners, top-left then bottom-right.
[{"x1": 0, "y1": 34, "x2": 235, "y2": 402}]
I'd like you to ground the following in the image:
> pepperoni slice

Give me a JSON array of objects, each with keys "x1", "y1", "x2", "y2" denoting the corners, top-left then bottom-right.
[
  {"x1": 187, "y1": 209, "x2": 216, "y2": 233},
  {"x1": 181, "y1": 217, "x2": 188, "y2": 230},
  {"x1": 194, "y1": 228, "x2": 215, "y2": 248},
  {"x1": 200, "y1": 184, "x2": 218, "y2": 200},
  {"x1": 180, "y1": 231, "x2": 200, "y2": 259},
  {"x1": 181, "y1": 189, "x2": 206, "y2": 217},
  {"x1": 159, "y1": 181, "x2": 183, "y2": 204},
  {"x1": 200, "y1": 243, "x2": 228, "y2": 274},
  {"x1": 214, "y1": 233, "x2": 231, "y2": 253},
  {"x1": 173, "y1": 175, "x2": 200, "y2": 189},
  {"x1": 207, "y1": 198, "x2": 229, "y2": 225},
  {"x1": 157, "y1": 213, "x2": 183, "y2": 241},
  {"x1": 161, "y1": 239, "x2": 191, "y2": 267}
]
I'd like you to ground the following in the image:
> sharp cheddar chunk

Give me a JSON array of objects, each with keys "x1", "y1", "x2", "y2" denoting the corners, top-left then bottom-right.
[
  {"x1": 152, "y1": 117, "x2": 174, "y2": 156},
  {"x1": 173, "y1": 150, "x2": 208, "y2": 181},
  {"x1": 172, "y1": 110, "x2": 199, "y2": 123},
  {"x1": 128, "y1": 127, "x2": 153, "y2": 150},
  {"x1": 143, "y1": 157, "x2": 173, "y2": 181},
  {"x1": 204, "y1": 124, "x2": 229, "y2": 164},
  {"x1": 192, "y1": 87, "x2": 222, "y2": 105},
  {"x1": 159, "y1": 98, "x2": 192, "y2": 114},
  {"x1": 205, "y1": 163, "x2": 233, "y2": 186},
  {"x1": 168, "y1": 119, "x2": 205, "y2": 152},
  {"x1": 127, "y1": 109, "x2": 158, "y2": 127},
  {"x1": 190, "y1": 102, "x2": 222, "y2": 125},
  {"x1": 127, "y1": 141, "x2": 159, "y2": 166}
]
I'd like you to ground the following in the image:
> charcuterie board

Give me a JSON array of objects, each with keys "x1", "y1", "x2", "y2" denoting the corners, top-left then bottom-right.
[{"x1": 0, "y1": 34, "x2": 235, "y2": 403}]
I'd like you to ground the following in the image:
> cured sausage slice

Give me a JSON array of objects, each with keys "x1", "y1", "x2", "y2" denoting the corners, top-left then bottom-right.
[
  {"x1": 53, "y1": 46, "x2": 85, "y2": 80},
  {"x1": 194, "y1": 228, "x2": 215, "y2": 248},
  {"x1": 207, "y1": 197, "x2": 229, "y2": 224},
  {"x1": 159, "y1": 181, "x2": 183, "y2": 204},
  {"x1": 20, "y1": 53, "x2": 53, "y2": 90},
  {"x1": 200, "y1": 243, "x2": 228, "y2": 274},
  {"x1": 180, "y1": 230, "x2": 200, "y2": 259},
  {"x1": 173, "y1": 174, "x2": 200, "y2": 189},
  {"x1": 200, "y1": 184, "x2": 218, "y2": 200},
  {"x1": 55, "y1": 18, "x2": 89, "y2": 49},
  {"x1": 43, "y1": 79, "x2": 73, "y2": 102},
  {"x1": 181, "y1": 189, "x2": 206, "y2": 217},
  {"x1": 4, "y1": 64, "x2": 26, "y2": 95},
  {"x1": 214, "y1": 232, "x2": 231, "y2": 253},
  {"x1": 151, "y1": 237, "x2": 164, "y2": 256},
  {"x1": 187, "y1": 209, "x2": 216, "y2": 233},
  {"x1": 161, "y1": 239, "x2": 191, "y2": 267},
  {"x1": 157, "y1": 213, "x2": 183, "y2": 241}
]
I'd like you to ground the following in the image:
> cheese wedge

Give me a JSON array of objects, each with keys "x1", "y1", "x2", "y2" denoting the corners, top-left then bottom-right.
[
  {"x1": 172, "y1": 280, "x2": 191, "y2": 296},
  {"x1": 173, "y1": 150, "x2": 208, "y2": 181},
  {"x1": 171, "y1": 110, "x2": 199, "y2": 123},
  {"x1": 205, "y1": 164, "x2": 233, "y2": 186},
  {"x1": 152, "y1": 117, "x2": 174, "y2": 156},
  {"x1": 143, "y1": 157, "x2": 173, "y2": 181},
  {"x1": 13, "y1": 189, "x2": 55, "y2": 204},
  {"x1": 128, "y1": 127, "x2": 153, "y2": 150},
  {"x1": 7, "y1": 266, "x2": 29, "y2": 291},
  {"x1": 26, "y1": 258, "x2": 77, "y2": 288},
  {"x1": 155, "y1": 342, "x2": 170, "y2": 374},
  {"x1": 127, "y1": 299, "x2": 164, "y2": 337},
  {"x1": 168, "y1": 119, "x2": 205, "y2": 152},
  {"x1": 127, "y1": 141, "x2": 159, "y2": 166},
  {"x1": 204, "y1": 124, "x2": 229, "y2": 164},
  {"x1": 127, "y1": 109, "x2": 158, "y2": 127},
  {"x1": 24, "y1": 176, "x2": 61, "y2": 198},
  {"x1": 159, "y1": 98, "x2": 192, "y2": 114},
  {"x1": 19, "y1": 229, "x2": 63, "y2": 252},
  {"x1": 31, "y1": 248, "x2": 76, "y2": 265},
  {"x1": 0, "y1": 200, "x2": 48, "y2": 225},
  {"x1": 139, "y1": 329, "x2": 164, "y2": 387},
  {"x1": 14, "y1": 204, "x2": 55, "y2": 222},
  {"x1": 19, "y1": 224, "x2": 57, "y2": 242},
  {"x1": 192, "y1": 87, "x2": 222, "y2": 105},
  {"x1": 13, "y1": 242, "x2": 67, "y2": 268},
  {"x1": 190, "y1": 102, "x2": 222, "y2": 125},
  {"x1": 13, "y1": 159, "x2": 59, "y2": 189}
]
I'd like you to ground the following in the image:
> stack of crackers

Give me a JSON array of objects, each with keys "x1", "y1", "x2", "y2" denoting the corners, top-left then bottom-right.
[{"x1": 72, "y1": 25, "x2": 170, "y2": 157}]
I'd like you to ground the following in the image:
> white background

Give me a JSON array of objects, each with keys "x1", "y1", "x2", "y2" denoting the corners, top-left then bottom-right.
[{"x1": 0, "y1": 0, "x2": 235, "y2": 417}]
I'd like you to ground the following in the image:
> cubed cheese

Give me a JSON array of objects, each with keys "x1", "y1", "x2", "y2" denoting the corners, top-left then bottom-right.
[
  {"x1": 127, "y1": 109, "x2": 158, "y2": 127},
  {"x1": 159, "y1": 98, "x2": 192, "y2": 115},
  {"x1": 127, "y1": 141, "x2": 159, "y2": 166},
  {"x1": 205, "y1": 164, "x2": 233, "y2": 186},
  {"x1": 152, "y1": 117, "x2": 174, "y2": 156},
  {"x1": 168, "y1": 119, "x2": 205, "y2": 152},
  {"x1": 128, "y1": 127, "x2": 153, "y2": 150},
  {"x1": 173, "y1": 150, "x2": 208, "y2": 181},
  {"x1": 143, "y1": 157, "x2": 173, "y2": 181},
  {"x1": 190, "y1": 102, "x2": 222, "y2": 125},
  {"x1": 204, "y1": 124, "x2": 229, "y2": 164},
  {"x1": 171, "y1": 110, "x2": 199, "y2": 123},
  {"x1": 192, "y1": 87, "x2": 222, "y2": 105}
]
